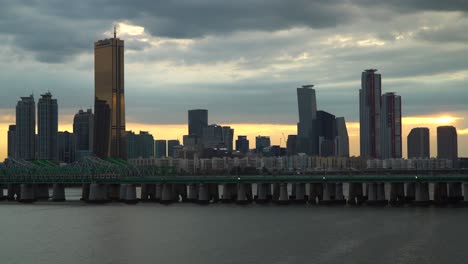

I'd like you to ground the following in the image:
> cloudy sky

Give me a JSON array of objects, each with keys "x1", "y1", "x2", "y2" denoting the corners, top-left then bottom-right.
[{"x1": 0, "y1": 0, "x2": 467, "y2": 159}]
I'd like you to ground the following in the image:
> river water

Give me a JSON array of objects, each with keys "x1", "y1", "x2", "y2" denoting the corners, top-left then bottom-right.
[{"x1": 1, "y1": 188, "x2": 467, "y2": 264}]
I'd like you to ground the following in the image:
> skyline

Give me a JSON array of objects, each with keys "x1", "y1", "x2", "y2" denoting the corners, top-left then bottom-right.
[{"x1": 0, "y1": 1, "x2": 468, "y2": 160}]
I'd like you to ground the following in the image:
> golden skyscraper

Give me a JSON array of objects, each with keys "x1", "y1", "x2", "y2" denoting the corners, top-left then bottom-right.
[{"x1": 94, "y1": 27, "x2": 126, "y2": 160}]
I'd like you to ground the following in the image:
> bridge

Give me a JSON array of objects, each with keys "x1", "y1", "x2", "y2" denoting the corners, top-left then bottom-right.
[{"x1": 1, "y1": 157, "x2": 468, "y2": 206}]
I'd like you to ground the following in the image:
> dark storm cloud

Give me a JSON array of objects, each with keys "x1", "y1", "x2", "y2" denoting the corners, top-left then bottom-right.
[{"x1": 353, "y1": 0, "x2": 468, "y2": 13}]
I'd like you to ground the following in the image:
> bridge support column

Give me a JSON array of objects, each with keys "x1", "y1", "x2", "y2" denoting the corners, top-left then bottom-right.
[
  {"x1": 209, "y1": 184, "x2": 219, "y2": 202},
  {"x1": 124, "y1": 184, "x2": 138, "y2": 204},
  {"x1": 187, "y1": 184, "x2": 198, "y2": 202},
  {"x1": 35, "y1": 184, "x2": 49, "y2": 200},
  {"x1": 335, "y1": 183, "x2": 346, "y2": 204},
  {"x1": 173, "y1": 184, "x2": 187, "y2": 202},
  {"x1": 155, "y1": 184, "x2": 162, "y2": 201},
  {"x1": 414, "y1": 182, "x2": 430, "y2": 206},
  {"x1": 320, "y1": 183, "x2": 334, "y2": 205},
  {"x1": 406, "y1": 183, "x2": 415, "y2": 202},
  {"x1": 107, "y1": 184, "x2": 120, "y2": 201},
  {"x1": 272, "y1": 183, "x2": 280, "y2": 201},
  {"x1": 119, "y1": 184, "x2": 127, "y2": 201},
  {"x1": 160, "y1": 184, "x2": 175, "y2": 204},
  {"x1": 52, "y1": 183, "x2": 65, "y2": 202},
  {"x1": 88, "y1": 183, "x2": 108, "y2": 203},
  {"x1": 237, "y1": 183, "x2": 250, "y2": 204},
  {"x1": 293, "y1": 183, "x2": 306, "y2": 203},
  {"x1": 19, "y1": 184, "x2": 36, "y2": 203},
  {"x1": 275, "y1": 183, "x2": 289, "y2": 205},
  {"x1": 256, "y1": 183, "x2": 270, "y2": 203},
  {"x1": 390, "y1": 183, "x2": 405, "y2": 205},
  {"x1": 433, "y1": 183, "x2": 448, "y2": 205},
  {"x1": 141, "y1": 184, "x2": 156, "y2": 201},
  {"x1": 222, "y1": 183, "x2": 236, "y2": 203},
  {"x1": 448, "y1": 183, "x2": 463, "y2": 203},
  {"x1": 348, "y1": 183, "x2": 364, "y2": 205},
  {"x1": 81, "y1": 184, "x2": 90, "y2": 201},
  {"x1": 309, "y1": 183, "x2": 323, "y2": 205},
  {"x1": 198, "y1": 183, "x2": 210, "y2": 204},
  {"x1": 7, "y1": 184, "x2": 18, "y2": 201}
]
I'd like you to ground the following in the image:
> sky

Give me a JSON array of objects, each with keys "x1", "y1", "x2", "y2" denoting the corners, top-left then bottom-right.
[{"x1": 0, "y1": 0, "x2": 467, "y2": 160}]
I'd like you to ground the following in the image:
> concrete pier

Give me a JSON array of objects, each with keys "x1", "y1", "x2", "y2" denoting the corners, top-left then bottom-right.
[
  {"x1": 141, "y1": 184, "x2": 156, "y2": 201},
  {"x1": 35, "y1": 184, "x2": 49, "y2": 200},
  {"x1": 433, "y1": 183, "x2": 448, "y2": 205},
  {"x1": 320, "y1": 183, "x2": 336, "y2": 205},
  {"x1": 209, "y1": 184, "x2": 220, "y2": 202},
  {"x1": 160, "y1": 184, "x2": 175, "y2": 204},
  {"x1": 107, "y1": 184, "x2": 120, "y2": 201},
  {"x1": 19, "y1": 184, "x2": 36, "y2": 203},
  {"x1": 335, "y1": 183, "x2": 346, "y2": 204},
  {"x1": 309, "y1": 183, "x2": 323, "y2": 204},
  {"x1": 272, "y1": 183, "x2": 280, "y2": 201},
  {"x1": 236, "y1": 183, "x2": 250, "y2": 204},
  {"x1": 348, "y1": 183, "x2": 364, "y2": 205},
  {"x1": 124, "y1": 184, "x2": 138, "y2": 204},
  {"x1": 187, "y1": 184, "x2": 198, "y2": 202},
  {"x1": 406, "y1": 183, "x2": 416, "y2": 202},
  {"x1": 198, "y1": 183, "x2": 210, "y2": 204},
  {"x1": 88, "y1": 183, "x2": 108, "y2": 203},
  {"x1": 81, "y1": 184, "x2": 90, "y2": 201},
  {"x1": 221, "y1": 183, "x2": 237, "y2": 202},
  {"x1": 256, "y1": 183, "x2": 270, "y2": 203},
  {"x1": 448, "y1": 183, "x2": 463, "y2": 203},
  {"x1": 414, "y1": 182, "x2": 430, "y2": 205},
  {"x1": 119, "y1": 184, "x2": 128, "y2": 201},
  {"x1": 293, "y1": 183, "x2": 306, "y2": 203},
  {"x1": 7, "y1": 184, "x2": 18, "y2": 201},
  {"x1": 52, "y1": 183, "x2": 65, "y2": 201},
  {"x1": 155, "y1": 184, "x2": 162, "y2": 201},
  {"x1": 389, "y1": 183, "x2": 405, "y2": 205},
  {"x1": 275, "y1": 183, "x2": 289, "y2": 205},
  {"x1": 174, "y1": 184, "x2": 188, "y2": 202}
]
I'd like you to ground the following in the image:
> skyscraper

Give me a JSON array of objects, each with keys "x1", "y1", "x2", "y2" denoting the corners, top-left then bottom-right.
[
  {"x1": 16, "y1": 95, "x2": 35, "y2": 160},
  {"x1": 202, "y1": 124, "x2": 234, "y2": 152},
  {"x1": 316, "y1": 110, "x2": 336, "y2": 157},
  {"x1": 73, "y1": 109, "x2": 94, "y2": 160},
  {"x1": 256, "y1": 136, "x2": 271, "y2": 153},
  {"x1": 37, "y1": 92, "x2": 58, "y2": 161},
  {"x1": 335, "y1": 117, "x2": 350, "y2": 157},
  {"x1": 155, "y1": 140, "x2": 167, "y2": 158},
  {"x1": 58, "y1": 131, "x2": 75, "y2": 163},
  {"x1": 360, "y1": 69, "x2": 381, "y2": 158},
  {"x1": 235, "y1": 136, "x2": 250, "y2": 154},
  {"x1": 7, "y1": 125, "x2": 16, "y2": 159},
  {"x1": 286, "y1": 135, "x2": 298, "y2": 156},
  {"x1": 188, "y1": 109, "x2": 208, "y2": 137},
  {"x1": 407, "y1": 127, "x2": 429, "y2": 159},
  {"x1": 380, "y1": 92, "x2": 402, "y2": 159},
  {"x1": 437, "y1": 126, "x2": 458, "y2": 167},
  {"x1": 126, "y1": 131, "x2": 154, "y2": 159},
  {"x1": 94, "y1": 28, "x2": 126, "y2": 160},
  {"x1": 167, "y1": 140, "x2": 180, "y2": 157},
  {"x1": 296, "y1": 85, "x2": 317, "y2": 155}
]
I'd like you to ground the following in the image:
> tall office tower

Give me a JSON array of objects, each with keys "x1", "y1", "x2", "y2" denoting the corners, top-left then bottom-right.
[
  {"x1": 235, "y1": 136, "x2": 250, "y2": 154},
  {"x1": 155, "y1": 140, "x2": 167, "y2": 158},
  {"x1": 94, "y1": 28, "x2": 126, "y2": 160},
  {"x1": 316, "y1": 110, "x2": 337, "y2": 157},
  {"x1": 126, "y1": 131, "x2": 138, "y2": 159},
  {"x1": 437, "y1": 126, "x2": 458, "y2": 167},
  {"x1": 380, "y1": 92, "x2": 402, "y2": 159},
  {"x1": 73, "y1": 109, "x2": 94, "y2": 160},
  {"x1": 255, "y1": 136, "x2": 271, "y2": 153},
  {"x1": 188, "y1": 109, "x2": 208, "y2": 137},
  {"x1": 296, "y1": 85, "x2": 317, "y2": 155},
  {"x1": 407, "y1": 127, "x2": 430, "y2": 158},
  {"x1": 7, "y1": 125, "x2": 16, "y2": 159},
  {"x1": 16, "y1": 95, "x2": 36, "y2": 160},
  {"x1": 286, "y1": 135, "x2": 298, "y2": 156},
  {"x1": 360, "y1": 69, "x2": 382, "y2": 158},
  {"x1": 335, "y1": 117, "x2": 350, "y2": 157},
  {"x1": 58, "y1": 131, "x2": 75, "y2": 163},
  {"x1": 126, "y1": 131, "x2": 154, "y2": 159},
  {"x1": 202, "y1": 124, "x2": 234, "y2": 152},
  {"x1": 37, "y1": 92, "x2": 58, "y2": 161},
  {"x1": 222, "y1": 126, "x2": 234, "y2": 152},
  {"x1": 167, "y1": 140, "x2": 180, "y2": 157}
]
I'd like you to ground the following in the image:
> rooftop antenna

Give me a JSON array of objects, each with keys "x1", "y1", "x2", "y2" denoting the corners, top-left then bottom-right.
[{"x1": 114, "y1": 25, "x2": 116, "y2": 38}]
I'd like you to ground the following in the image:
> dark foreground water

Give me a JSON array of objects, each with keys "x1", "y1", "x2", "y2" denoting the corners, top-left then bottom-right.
[{"x1": 1, "y1": 191, "x2": 468, "y2": 264}]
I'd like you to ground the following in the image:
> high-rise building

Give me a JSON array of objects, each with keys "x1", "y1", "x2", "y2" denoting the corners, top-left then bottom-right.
[
  {"x1": 58, "y1": 131, "x2": 75, "y2": 163},
  {"x1": 316, "y1": 110, "x2": 336, "y2": 157},
  {"x1": 7, "y1": 125, "x2": 16, "y2": 159},
  {"x1": 286, "y1": 135, "x2": 298, "y2": 156},
  {"x1": 296, "y1": 85, "x2": 317, "y2": 155},
  {"x1": 94, "y1": 28, "x2": 126, "y2": 160},
  {"x1": 188, "y1": 109, "x2": 208, "y2": 137},
  {"x1": 360, "y1": 69, "x2": 382, "y2": 158},
  {"x1": 37, "y1": 92, "x2": 58, "y2": 161},
  {"x1": 167, "y1": 140, "x2": 180, "y2": 157},
  {"x1": 437, "y1": 126, "x2": 458, "y2": 167},
  {"x1": 407, "y1": 127, "x2": 429, "y2": 159},
  {"x1": 155, "y1": 140, "x2": 167, "y2": 158},
  {"x1": 126, "y1": 131, "x2": 154, "y2": 159},
  {"x1": 380, "y1": 92, "x2": 402, "y2": 159},
  {"x1": 255, "y1": 136, "x2": 271, "y2": 153},
  {"x1": 73, "y1": 109, "x2": 94, "y2": 160},
  {"x1": 235, "y1": 136, "x2": 250, "y2": 154},
  {"x1": 202, "y1": 124, "x2": 234, "y2": 152},
  {"x1": 335, "y1": 117, "x2": 350, "y2": 157},
  {"x1": 16, "y1": 95, "x2": 36, "y2": 160}
]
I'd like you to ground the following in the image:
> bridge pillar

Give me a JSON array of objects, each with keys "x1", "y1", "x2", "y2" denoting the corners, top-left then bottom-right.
[
  {"x1": 35, "y1": 184, "x2": 49, "y2": 200},
  {"x1": 448, "y1": 183, "x2": 463, "y2": 203},
  {"x1": 119, "y1": 184, "x2": 127, "y2": 201},
  {"x1": 124, "y1": 184, "x2": 138, "y2": 204},
  {"x1": 187, "y1": 184, "x2": 198, "y2": 202},
  {"x1": 107, "y1": 184, "x2": 120, "y2": 201},
  {"x1": 19, "y1": 184, "x2": 36, "y2": 203},
  {"x1": 141, "y1": 184, "x2": 156, "y2": 201},
  {"x1": 237, "y1": 183, "x2": 250, "y2": 204},
  {"x1": 81, "y1": 184, "x2": 90, "y2": 201},
  {"x1": 414, "y1": 182, "x2": 430, "y2": 205},
  {"x1": 160, "y1": 184, "x2": 175, "y2": 204},
  {"x1": 222, "y1": 183, "x2": 236, "y2": 202},
  {"x1": 209, "y1": 184, "x2": 219, "y2": 202},
  {"x1": 52, "y1": 183, "x2": 65, "y2": 202},
  {"x1": 335, "y1": 183, "x2": 346, "y2": 204},
  {"x1": 405, "y1": 183, "x2": 415, "y2": 202},
  {"x1": 320, "y1": 183, "x2": 334, "y2": 205},
  {"x1": 272, "y1": 183, "x2": 280, "y2": 201},
  {"x1": 433, "y1": 182, "x2": 448, "y2": 205},
  {"x1": 293, "y1": 183, "x2": 306, "y2": 203},
  {"x1": 275, "y1": 183, "x2": 289, "y2": 205},
  {"x1": 88, "y1": 183, "x2": 108, "y2": 203},
  {"x1": 367, "y1": 183, "x2": 387, "y2": 205},
  {"x1": 173, "y1": 184, "x2": 187, "y2": 202},
  {"x1": 309, "y1": 183, "x2": 323, "y2": 205},
  {"x1": 348, "y1": 183, "x2": 364, "y2": 205},
  {"x1": 198, "y1": 183, "x2": 210, "y2": 204},
  {"x1": 390, "y1": 183, "x2": 405, "y2": 205},
  {"x1": 256, "y1": 183, "x2": 270, "y2": 203},
  {"x1": 7, "y1": 184, "x2": 18, "y2": 201},
  {"x1": 463, "y1": 183, "x2": 468, "y2": 203},
  {"x1": 155, "y1": 184, "x2": 162, "y2": 201}
]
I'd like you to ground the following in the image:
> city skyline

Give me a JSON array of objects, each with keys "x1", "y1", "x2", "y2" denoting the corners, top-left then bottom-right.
[{"x1": 0, "y1": 2, "x2": 468, "y2": 160}]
